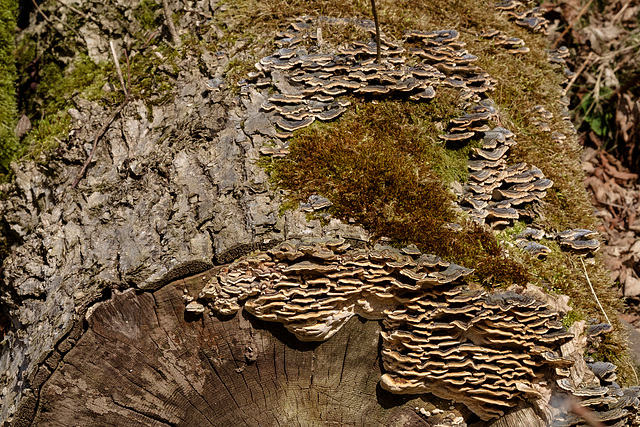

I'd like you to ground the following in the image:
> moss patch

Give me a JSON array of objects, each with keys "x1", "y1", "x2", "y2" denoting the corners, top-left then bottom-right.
[
  {"x1": 0, "y1": 0, "x2": 18, "y2": 174},
  {"x1": 268, "y1": 94, "x2": 529, "y2": 286}
]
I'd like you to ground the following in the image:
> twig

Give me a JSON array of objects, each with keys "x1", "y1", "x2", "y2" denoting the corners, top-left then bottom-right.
[
  {"x1": 563, "y1": 52, "x2": 594, "y2": 96},
  {"x1": 369, "y1": 0, "x2": 381, "y2": 64},
  {"x1": 31, "y1": 0, "x2": 54, "y2": 26},
  {"x1": 31, "y1": 0, "x2": 77, "y2": 35},
  {"x1": 142, "y1": 30, "x2": 160, "y2": 49},
  {"x1": 553, "y1": 0, "x2": 595, "y2": 49},
  {"x1": 55, "y1": 0, "x2": 90, "y2": 20},
  {"x1": 580, "y1": 257, "x2": 610, "y2": 325},
  {"x1": 569, "y1": 396, "x2": 605, "y2": 427},
  {"x1": 110, "y1": 41, "x2": 127, "y2": 95},
  {"x1": 162, "y1": 0, "x2": 182, "y2": 48},
  {"x1": 592, "y1": 63, "x2": 604, "y2": 105},
  {"x1": 629, "y1": 357, "x2": 639, "y2": 385},
  {"x1": 612, "y1": 0, "x2": 632, "y2": 24},
  {"x1": 71, "y1": 45, "x2": 130, "y2": 188}
]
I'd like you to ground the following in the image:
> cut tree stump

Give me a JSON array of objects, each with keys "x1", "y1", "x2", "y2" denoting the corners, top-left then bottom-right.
[{"x1": 29, "y1": 270, "x2": 439, "y2": 426}]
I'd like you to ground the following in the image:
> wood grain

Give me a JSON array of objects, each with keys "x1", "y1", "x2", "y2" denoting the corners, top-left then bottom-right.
[{"x1": 30, "y1": 272, "x2": 433, "y2": 426}]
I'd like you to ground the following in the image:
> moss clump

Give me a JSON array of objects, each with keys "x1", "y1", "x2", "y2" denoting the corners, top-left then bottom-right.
[
  {"x1": 0, "y1": 0, "x2": 18, "y2": 174},
  {"x1": 21, "y1": 113, "x2": 71, "y2": 163},
  {"x1": 135, "y1": 0, "x2": 163, "y2": 32},
  {"x1": 31, "y1": 54, "x2": 117, "y2": 117},
  {"x1": 562, "y1": 309, "x2": 585, "y2": 329},
  {"x1": 269, "y1": 93, "x2": 529, "y2": 286}
]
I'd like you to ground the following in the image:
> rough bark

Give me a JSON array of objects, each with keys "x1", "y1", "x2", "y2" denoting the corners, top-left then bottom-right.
[{"x1": 0, "y1": 2, "x2": 369, "y2": 420}]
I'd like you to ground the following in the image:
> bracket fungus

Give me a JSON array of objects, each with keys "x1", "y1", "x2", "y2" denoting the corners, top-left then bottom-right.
[
  {"x1": 189, "y1": 238, "x2": 583, "y2": 421},
  {"x1": 231, "y1": 14, "x2": 633, "y2": 424},
  {"x1": 457, "y1": 125, "x2": 554, "y2": 227},
  {"x1": 555, "y1": 229, "x2": 601, "y2": 254},
  {"x1": 246, "y1": 19, "x2": 499, "y2": 140},
  {"x1": 552, "y1": 359, "x2": 640, "y2": 426}
]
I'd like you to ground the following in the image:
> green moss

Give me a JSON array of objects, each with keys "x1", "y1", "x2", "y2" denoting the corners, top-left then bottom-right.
[
  {"x1": 35, "y1": 54, "x2": 118, "y2": 115},
  {"x1": 0, "y1": 0, "x2": 18, "y2": 174},
  {"x1": 562, "y1": 309, "x2": 585, "y2": 329},
  {"x1": 269, "y1": 94, "x2": 528, "y2": 286},
  {"x1": 136, "y1": 0, "x2": 163, "y2": 32},
  {"x1": 21, "y1": 113, "x2": 71, "y2": 163},
  {"x1": 126, "y1": 45, "x2": 178, "y2": 105}
]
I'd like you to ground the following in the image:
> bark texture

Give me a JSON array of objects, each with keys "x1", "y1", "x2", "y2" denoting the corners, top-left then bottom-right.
[{"x1": 0, "y1": 1, "x2": 369, "y2": 420}]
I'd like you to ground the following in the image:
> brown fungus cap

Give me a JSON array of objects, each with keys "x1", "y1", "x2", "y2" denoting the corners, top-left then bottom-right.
[
  {"x1": 517, "y1": 241, "x2": 551, "y2": 258},
  {"x1": 275, "y1": 115, "x2": 315, "y2": 132},
  {"x1": 473, "y1": 146, "x2": 510, "y2": 161},
  {"x1": 440, "y1": 131, "x2": 476, "y2": 142}
]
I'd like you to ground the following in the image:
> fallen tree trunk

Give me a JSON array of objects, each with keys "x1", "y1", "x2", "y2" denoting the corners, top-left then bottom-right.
[{"x1": 1, "y1": 0, "x2": 634, "y2": 425}]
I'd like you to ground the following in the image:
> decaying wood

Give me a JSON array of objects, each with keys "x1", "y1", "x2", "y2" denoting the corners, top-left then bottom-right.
[{"x1": 27, "y1": 272, "x2": 440, "y2": 426}]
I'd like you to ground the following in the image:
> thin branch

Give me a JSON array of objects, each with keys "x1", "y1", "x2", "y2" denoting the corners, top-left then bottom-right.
[
  {"x1": 31, "y1": 0, "x2": 54, "y2": 26},
  {"x1": 162, "y1": 0, "x2": 182, "y2": 48},
  {"x1": 580, "y1": 257, "x2": 610, "y2": 325},
  {"x1": 563, "y1": 51, "x2": 594, "y2": 96},
  {"x1": 569, "y1": 396, "x2": 605, "y2": 427},
  {"x1": 553, "y1": 0, "x2": 595, "y2": 49},
  {"x1": 31, "y1": 0, "x2": 77, "y2": 35},
  {"x1": 612, "y1": 0, "x2": 632, "y2": 24},
  {"x1": 55, "y1": 0, "x2": 90, "y2": 20},
  {"x1": 110, "y1": 41, "x2": 127, "y2": 95},
  {"x1": 369, "y1": 0, "x2": 381, "y2": 64},
  {"x1": 71, "y1": 45, "x2": 131, "y2": 188}
]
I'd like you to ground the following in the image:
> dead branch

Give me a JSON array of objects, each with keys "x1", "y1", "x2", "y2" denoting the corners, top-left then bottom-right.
[
  {"x1": 580, "y1": 257, "x2": 611, "y2": 325},
  {"x1": 564, "y1": 52, "x2": 594, "y2": 96},
  {"x1": 110, "y1": 41, "x2": 127, "y2": 94},
  {"x1": 553, "y1": 0, "x2": 595, "y2": 49},
  {"x1": 31, "y1": 0, "x2": 78, "y2": 36},
  {"x1": 54, "y1": 0, "x2": 90, "y2": 20}
]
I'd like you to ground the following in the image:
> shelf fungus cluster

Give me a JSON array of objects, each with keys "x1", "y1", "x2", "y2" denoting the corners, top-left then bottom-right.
[
  {"x1": 191, "y1": 238, "x2": 577, "y2": 420},
  {"x1": 512, "y1": 227, "x2": 600, "y2": 258},
  {"x1": 555, "y1": 228, "x2": 600, "y2": 254},
  {"x1": 515, "y1": 227, "x2": 551, "y2": 258},
  {"x1": 479, "y1": 28, "x2": 529, "y2": 55},
  {"x1": 460, "y1": 127, "x2": 554, "y2": 227},
  {"x1": 246, "y1": 19, "x2": 497, "y2": 139},
  {"x1": 495, "y1": 1, "x2": 550, "y2": 35},
  {"x1": 552, "y1": 362, "x2": 640, "y2": 426},
  {"x1": 532, "y1": 105, "x2": 553, "y2": 133}
]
